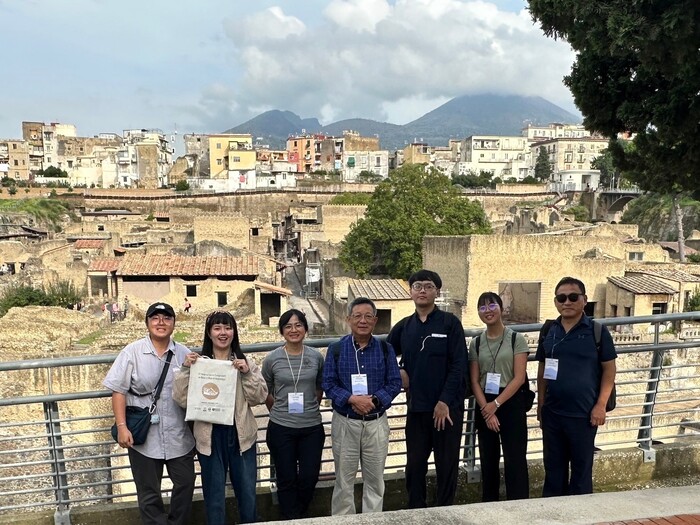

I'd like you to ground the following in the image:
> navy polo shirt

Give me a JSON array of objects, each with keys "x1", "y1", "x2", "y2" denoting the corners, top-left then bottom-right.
[
  {"x1": 387, "y1": 308, "x2": 467, "y2": 412},
  {"x1": 535, "y1": 314, "x2": 617, "y2": 418}
]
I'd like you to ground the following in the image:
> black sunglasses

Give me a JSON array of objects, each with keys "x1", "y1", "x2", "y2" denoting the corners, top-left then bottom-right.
[{"x1": 555, "y1": 293, "x2": 583, "y2": 303}]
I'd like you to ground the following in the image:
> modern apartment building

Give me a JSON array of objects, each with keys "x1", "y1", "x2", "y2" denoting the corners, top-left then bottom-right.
[
  {"x1": 456, "y1": 135, "x2": 531, "y2": 180},
  {"x1": 530, "y1": 136, "x2": 608, "y2": 190},
  {"x1": 0, "y1": 140, "x2": 30, "y2": 181}
]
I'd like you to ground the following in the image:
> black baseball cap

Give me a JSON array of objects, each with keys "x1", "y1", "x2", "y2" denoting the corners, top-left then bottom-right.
[{"x1": 145, "y1": 302, "x2": 176, "y2": 319}]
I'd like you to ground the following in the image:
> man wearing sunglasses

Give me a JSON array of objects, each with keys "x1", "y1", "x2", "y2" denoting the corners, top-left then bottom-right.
[
  {"x1": 387, "y1": 269, "x2": 467, "y2": 509},
  {"x1": 536, "y1": 277, "x2": 617, "y2": 497}
]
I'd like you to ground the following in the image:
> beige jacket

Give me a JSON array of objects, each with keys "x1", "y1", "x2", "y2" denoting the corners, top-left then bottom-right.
[{"x1": 173, "y1": 357, "x2": 267, "y2": 456}]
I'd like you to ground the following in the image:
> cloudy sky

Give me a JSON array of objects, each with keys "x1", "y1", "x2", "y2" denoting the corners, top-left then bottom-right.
[{"x1": 0, "y1": 0, "x2": 577, "y2": 141}]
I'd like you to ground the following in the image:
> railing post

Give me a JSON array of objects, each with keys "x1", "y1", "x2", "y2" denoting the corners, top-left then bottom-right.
[
  {"x1": 461, "y1": 397, "x2": 480, "y2": 482},
  {"x1": 636, "y1": 323, "x2": 664, "y2": 462},
  {"x1": 44, "y1": 401, "x2": 71, "y2": 525}
]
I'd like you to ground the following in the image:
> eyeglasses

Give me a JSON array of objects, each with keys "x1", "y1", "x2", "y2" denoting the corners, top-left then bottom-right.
[
  {"x1": 478, "y1": 303, "x2": 499, "y2": 313},
  {"x1": 555, "y1": 293, "x2": 583, "y2": 303},
  {"x1": 283, "y1": 322, "x2": 305, "y2": 331},
  {"x1": 149, "y1": 315, "x2": 174, "y2": 323},
  {"x1": 350, "y1": 313, "x2": 376, "y2": 322},
  {"x1": 411, "y1": 282, "x2": 436, "y2": 292}
]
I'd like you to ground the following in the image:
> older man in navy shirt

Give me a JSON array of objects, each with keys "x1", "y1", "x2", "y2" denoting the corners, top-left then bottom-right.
[{"x1": 323, "y1": 297, "x2": 402, "y2": 515}]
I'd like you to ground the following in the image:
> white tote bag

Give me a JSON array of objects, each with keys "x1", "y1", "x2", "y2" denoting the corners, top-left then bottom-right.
[{"x1": 185, "y1": 358, "x2": 237, "y2": 425}]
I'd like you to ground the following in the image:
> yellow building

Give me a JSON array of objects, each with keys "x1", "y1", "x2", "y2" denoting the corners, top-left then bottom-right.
[{"x1": 208, "y1": 134, "x2": 255, "y2": 179}]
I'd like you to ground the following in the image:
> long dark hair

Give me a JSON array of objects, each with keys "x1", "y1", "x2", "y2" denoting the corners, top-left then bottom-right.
[{"x1": 201, "y1": 310, "x2": 244, "y2": 359}]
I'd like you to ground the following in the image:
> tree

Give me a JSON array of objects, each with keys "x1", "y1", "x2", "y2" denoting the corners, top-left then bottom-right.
[
  {"x1": 38, "y1": 166, "x2": 68, "y2": 178},
  {"x1": 175, "y1": 180, "x2": 190, "y2": 191},
  {"x1": 7, "y1": 186, "x2": 17, "y2": 196},
  {"x1": 357, "y1": 170, "x2": 382, "y2": 183},
  {"x1": 529, "y1": 1, "x2": 700, "y2": 261},
  {"x1": 0, "y1": 284, "x2": 51, "y2": 317},
  {"x1": 339, "y1": 164, "x2": 491, "y2": 277},
  {"x1": 533, "y1": 148, "x2": 552, "y2": 182},
  {"x1": 329, "y1": 193, "x2": 371, "y2": 205}
]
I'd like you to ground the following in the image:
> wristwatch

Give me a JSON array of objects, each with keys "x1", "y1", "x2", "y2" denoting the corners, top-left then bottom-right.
[
  {"x1": 494, "y1": 399, "x2": 501, "y2": 408},
  {"x1": 371, "y1": 395, "x2": 380, "y2": 409}
]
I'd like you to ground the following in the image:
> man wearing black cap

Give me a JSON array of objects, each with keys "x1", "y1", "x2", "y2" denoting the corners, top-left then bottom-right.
[{"x1": 104, "y1": 302, "x2": 195, "y2": 525}]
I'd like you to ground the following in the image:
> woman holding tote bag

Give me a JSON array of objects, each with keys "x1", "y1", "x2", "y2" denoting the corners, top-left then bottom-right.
[{"x1": 173, "y1": 310, "x2": 267, "y2": 524}]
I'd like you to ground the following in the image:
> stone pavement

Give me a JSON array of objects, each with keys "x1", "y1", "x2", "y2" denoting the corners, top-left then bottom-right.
[{"x1": 263, "y1": 485, "x2": 700, "y2": 525}]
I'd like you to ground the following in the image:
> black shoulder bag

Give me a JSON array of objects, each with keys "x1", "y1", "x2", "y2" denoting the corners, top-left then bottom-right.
[{"x1": 111, "y1": 351, "x2": 173, "y2": 445}]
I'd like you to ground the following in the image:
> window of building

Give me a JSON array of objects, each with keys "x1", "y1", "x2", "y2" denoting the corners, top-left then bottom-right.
[
  {"x1": 624, "y1": 306, "x2": 631, "y2": 317},
  {"x1": 217, "y1": 291, "x2": 228, "y2": 307},
  {"x1": 186, "y1": 285, "x2": 197, "y2": 297},
  {"x1": 12, "y1": 143, "x2": 17, "y2": 150},
  {"x1": 67, "y1": 160, "x2": 73, "y2": 168},
  {"x1": 652, "y1": 302, "x2": 668, "y2": 315},
  {"x1": 217, "y1": 159, "x2": 222, "y2": 165},
  {"x1": 628, "y1": 252, "x2": 644, "y2": 261},
  {"x1": 216, "y1": 143, "x2": 221, "y2": 149},
  {"x1": 233, "y1": 156, "x2": 240, "y2": 162},
  {"x1": 375, "y1": 156, "x2": 381, "y2": 166},
  {"x1": 13, "y1": 160, "x2": 18, "y2": 166},
  {"x1": 251, "y1": 227, "x2": 259, "y2": 236},
  {"x1": 610, "y1": 305, "x2": 617, "y2": 317},
  {"x1": 97, "y1": 225, "x2": 105, "y2": 231}
]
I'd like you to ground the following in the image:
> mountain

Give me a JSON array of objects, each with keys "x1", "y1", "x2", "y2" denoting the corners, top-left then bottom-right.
[{"x1": 224, "y1": 94, "x2": 580, "y2": 150}]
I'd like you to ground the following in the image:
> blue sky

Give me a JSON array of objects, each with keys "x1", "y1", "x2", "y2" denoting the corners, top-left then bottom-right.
[{"x1": 0, "y1": 0, "x2": 576, "y2": 141}]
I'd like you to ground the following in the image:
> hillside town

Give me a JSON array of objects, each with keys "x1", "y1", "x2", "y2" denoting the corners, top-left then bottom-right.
[{"x1": 1, "y1": 120, "x2": 607, "y2": 192}]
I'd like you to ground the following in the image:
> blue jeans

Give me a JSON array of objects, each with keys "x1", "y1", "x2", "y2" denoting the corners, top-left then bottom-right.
[{"x1": 198, "y1": 424, "x2": 258, "y2": 524}]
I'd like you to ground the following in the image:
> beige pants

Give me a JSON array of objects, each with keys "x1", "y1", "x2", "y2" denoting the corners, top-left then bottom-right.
[{"x1": 330, "y1": 411, "x2": 390, "y2": 515}]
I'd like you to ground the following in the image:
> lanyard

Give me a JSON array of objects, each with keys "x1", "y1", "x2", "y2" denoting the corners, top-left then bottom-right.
[
  {"x1": 485, "y1": 332, "x2": 505, "y2": 373},
  {"x1": 284, "y1": 347, "x2": 305, "y2": 393}
]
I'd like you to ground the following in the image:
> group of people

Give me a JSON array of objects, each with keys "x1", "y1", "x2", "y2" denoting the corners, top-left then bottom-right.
[{"x1": 103, "y1": 271, "x2": 616, "y2": 525}]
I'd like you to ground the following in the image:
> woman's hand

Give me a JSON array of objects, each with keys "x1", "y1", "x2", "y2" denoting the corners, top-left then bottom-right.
[
  {"x1": 481, "y1": 401, "x2": 497, "y2": 419},
  {"x1": 183, "y1": 352, "x2": 199, "y2": 367},
  {"x1": 233, "y1": 358, "x2": 249, "y2": 374},
  {"x1": 485, "y1": 414, "x2": 500, "y2": 432}
]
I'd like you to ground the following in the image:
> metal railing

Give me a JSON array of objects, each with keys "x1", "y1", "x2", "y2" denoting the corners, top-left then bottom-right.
[{"x1": 1, "y1": 313, "x2": 699, "y2": 522}]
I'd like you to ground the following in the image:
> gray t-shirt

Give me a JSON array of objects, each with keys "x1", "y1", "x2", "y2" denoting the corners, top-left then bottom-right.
[
  {"x1": 262, "y1": 345, "x2": 324, "y2": 427},
  {"x1": 468, "y1": 328, "x2": 529, "y2": 388}
]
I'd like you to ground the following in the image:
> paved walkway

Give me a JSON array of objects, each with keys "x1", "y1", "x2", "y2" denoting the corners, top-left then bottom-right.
[
  {"x1": 264, "y1": 485, "x2": 700, "y2": 525},
  {"x1": 596, "y1": 516, "x2": 700, "y2": 525}
]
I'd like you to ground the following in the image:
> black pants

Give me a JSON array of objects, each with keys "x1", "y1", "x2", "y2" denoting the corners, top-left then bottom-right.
[
  {"x1": 128, "y1": 447, "x2": 196, "y2": 525},
  {"x1": 405, "y1": 406, "x2": 464, "y2": 508},
  {"x1": 541, "y1": 406, "x2": 597, "y2": 496},
  {"x1": 475, "y1": 390, "x2": 529, "y2": 501},
  {"x1": 266, "y1": 421, "x2": 325, "y2": 519}
]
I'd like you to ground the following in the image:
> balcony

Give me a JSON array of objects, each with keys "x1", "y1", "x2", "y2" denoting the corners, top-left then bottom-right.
[{"x1": 0, "y1": 313, "x2": 699, "y2": 523}]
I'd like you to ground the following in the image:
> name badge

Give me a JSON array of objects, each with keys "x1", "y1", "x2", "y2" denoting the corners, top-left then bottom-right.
[
  {"x1": 485, "y1": 372, "x2": 501, "y2": 394},
  {"x1": 544, "y1": 358, "x2": 559, "y2": 380},
  {"x1": 288, "y1": 392, "x2": 304, "y2": 414},
  {"x1": 351, "y1": 373, "x2": 368, "y2": 395},
  {"x1": 432, "y1": 333, "x2": 447, "y2": 338},
  {"x1": 150, "y1": 413, "x2": 160, "y2": 425}
]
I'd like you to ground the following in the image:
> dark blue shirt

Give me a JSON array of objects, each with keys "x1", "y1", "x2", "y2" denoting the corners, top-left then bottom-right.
[
  {"x1": 387, "y1": 308, "x2": 468, "y2": 412},
  {"x1": 322, "y1": 334, "x2": 402, "y2": 417},
  {"x1": 535, "y1": 314, "x2": 617, "y2": 418}
]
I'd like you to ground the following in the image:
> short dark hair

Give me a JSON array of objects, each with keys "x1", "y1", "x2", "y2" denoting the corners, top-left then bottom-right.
[
  {"x1": 408, "y1": 269, "x2": 442, "y2": 289},
  {"x1": 278, "y1": 308, "x2": 309, "y2": 334},
  {"x1": 555, "y1": 276, "x2": 586, "y2": 295},
  {"x1": 348, "y1": 297, "x2": 377, "y2": 316},
  {"x1": 477, "y1": 291, "x2": 503, "y2": 310},
  {"x1": 202, "y1": 310, "x2": 244, "y2": 359}
]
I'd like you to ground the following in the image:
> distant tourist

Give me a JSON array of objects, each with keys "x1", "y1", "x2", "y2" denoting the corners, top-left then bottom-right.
[
  {"x1": 536, "y1": 277, "x2": 617, "y2": 496},
  {"x1": 111, "y1": 301, "x2": 120, "y2": 322},
  {"x1": 386, "y1": 269, "x2": 468, "y2": 508},
  {"x1": 183, "y1": 298, "x2": 192, "y2": 313},
  {"x1": 103, "y1": 302, "x2": 195, "y2": 525},
  {"x1": 262, "y1": 309, "x2": 325, "y2": 519},
  {"x1": 322, "y1": 297, "x2": 402, "y2": 515},
  {"x1": 123, "y1": 296, "x2": 129, "y2": 318},
  {"x1": 173, "y1": 310, "x2": 267, "y2": 524},
  {"x1": 469, "y1": 291, "x2": 531, "y2": 501}
]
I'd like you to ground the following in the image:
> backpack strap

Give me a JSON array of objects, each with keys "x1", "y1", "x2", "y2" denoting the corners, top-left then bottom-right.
[
  {"x1": 538, "y1": 319, "x2": 555, "y2": 351},
  {"x1": 593, "y1": 320, "x2": 603, "y2": 355}
]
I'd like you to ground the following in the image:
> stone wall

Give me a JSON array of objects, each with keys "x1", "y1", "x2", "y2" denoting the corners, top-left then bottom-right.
[{"x1": 319, "y1": 205, "x2": 366, "y2": 243}]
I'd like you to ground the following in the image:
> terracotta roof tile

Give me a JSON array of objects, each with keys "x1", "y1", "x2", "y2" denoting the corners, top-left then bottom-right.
[
  {"x1": 627, "y1": 267, "x2": 700, "y2": 283},
  {"x1": 348, "y1": 279, "x2": 411, "y2": 301},
  {"x1": 116, "y1": 254, "x2": 261, "y2": 277},
  {"x1": 608, "y1": 275, "x2": 678, "y2": 295},
  {"x1": 74, "y1": 239, "x2": 106, "y2": 249},
  {"x1": 88, "y1": 257, "x2": 121, "y2": 272}
]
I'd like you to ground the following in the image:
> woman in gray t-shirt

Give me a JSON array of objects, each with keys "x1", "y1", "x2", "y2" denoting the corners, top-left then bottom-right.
[{"x1": 262, "y1": 309, "x2": 325, "y2": 519}]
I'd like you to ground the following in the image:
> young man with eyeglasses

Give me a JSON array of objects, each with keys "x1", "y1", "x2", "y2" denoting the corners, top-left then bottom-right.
[
  {"x1": 536, "y1": 277, "x2": 617, "y2": 497},
  {"x1": 103, "y1": 302, "x2": 196, "y2": 525},
  {"x1": 386, "y1": 269, "x2": 468, "y2": 508},
  {"x1": 322, "y1": 297, "x2": 402, "y2": 514}
]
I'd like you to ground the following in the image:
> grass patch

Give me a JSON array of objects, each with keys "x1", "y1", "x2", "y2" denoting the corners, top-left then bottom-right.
[
  {"x1": 173, "y1": 331, "x2": 191, "y2": 343},
  {"x1": 78, "y1": 330, "x2": 104, "y2": 345}
]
